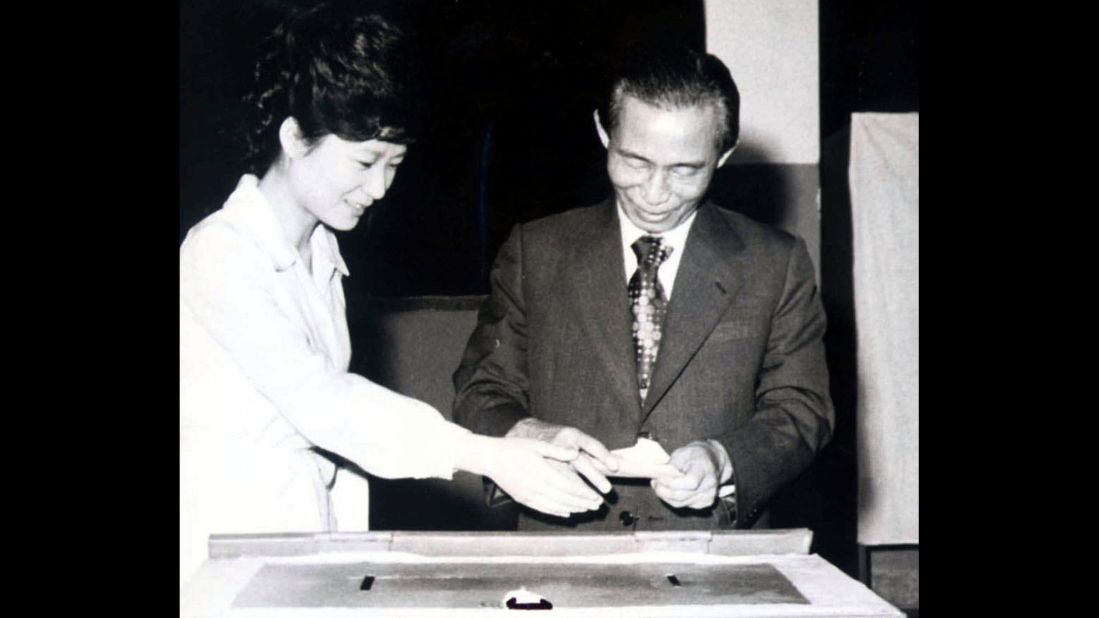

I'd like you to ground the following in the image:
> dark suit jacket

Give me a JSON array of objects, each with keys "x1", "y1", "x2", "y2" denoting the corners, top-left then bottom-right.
[{"x1": 453, "y1": 199, "x2": 833, "y2": 530}]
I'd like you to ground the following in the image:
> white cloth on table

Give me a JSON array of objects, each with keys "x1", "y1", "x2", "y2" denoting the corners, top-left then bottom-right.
[{"x1": 179, "y1": 175, "x2": 470, "y2": 586}]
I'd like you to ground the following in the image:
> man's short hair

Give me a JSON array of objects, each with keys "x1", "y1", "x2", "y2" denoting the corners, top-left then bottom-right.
[{"x1": 598, "y1": 45, "x2": 740, "y2": 154}]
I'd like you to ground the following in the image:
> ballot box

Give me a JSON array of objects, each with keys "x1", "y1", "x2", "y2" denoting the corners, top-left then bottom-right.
[{"x1": 181, "y1": 529, "x2": 902, "y2": 617}]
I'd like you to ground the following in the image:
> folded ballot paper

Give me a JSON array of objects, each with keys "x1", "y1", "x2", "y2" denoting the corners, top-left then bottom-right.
[
  {"x1": 608, "y1": 437, "x2": 682, "y2": 480},
  {"x1": 607, "y1": 438, "x2": 736, "y2": 499}
]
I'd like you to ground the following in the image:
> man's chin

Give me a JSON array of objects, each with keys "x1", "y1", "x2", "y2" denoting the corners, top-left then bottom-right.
[
  {"x1": 617, "y1": 198, "x2": 693, "y2": 232},
  {"x1": 634, "y1": 213, "x2": 678, "y2": 233}
]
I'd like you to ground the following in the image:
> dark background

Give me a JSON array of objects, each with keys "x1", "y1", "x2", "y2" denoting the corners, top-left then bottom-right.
[
  {"x1": 181, "y1": 0, "x2": 713, "y2": 296},
  {"x1": 180, "y1": 0, "x2": 918, "y2": 579}
]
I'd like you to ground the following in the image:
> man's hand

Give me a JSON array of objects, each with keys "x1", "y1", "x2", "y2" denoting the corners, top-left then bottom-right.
[
  {"x1": 506, "y1": 418, "x2": 620, "y2": 493},
  {"x1": 651, "y1": 440, "x2": 732, "y2": 510},
  {"x1": 455, "y1": 434, "x2": 605, "y2": 518}
]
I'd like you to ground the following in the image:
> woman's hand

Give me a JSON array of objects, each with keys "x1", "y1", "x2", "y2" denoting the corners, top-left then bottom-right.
[
  {"x1": 455, "y1": 434, "x2": 605, "y2": 518},
  {"x1": 505, "y1": 418, "x2": 620, "y2": 494}
]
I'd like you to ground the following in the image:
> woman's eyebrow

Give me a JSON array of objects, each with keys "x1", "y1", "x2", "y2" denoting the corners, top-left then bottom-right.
[{"x1": 357, "y1": 147, "x2": 406, "y2": 159}]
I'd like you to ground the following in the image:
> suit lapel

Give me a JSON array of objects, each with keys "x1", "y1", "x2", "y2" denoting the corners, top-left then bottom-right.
[
  {"x1": 642, "y1": 202, "x2": 747, "y2": 419},
  {"x1": 562, "y1": 200, "x2": 643, "y2": 414}
]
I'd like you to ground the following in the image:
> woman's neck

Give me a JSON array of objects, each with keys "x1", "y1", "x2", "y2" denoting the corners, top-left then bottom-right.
[{"x1": 257, "y1": 164, "x2": 319, "y2": 265}]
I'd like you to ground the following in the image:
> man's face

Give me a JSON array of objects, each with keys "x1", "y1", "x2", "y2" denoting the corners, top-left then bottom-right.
[{"x1": 602, "y1": 95, "x2": 729, "y2": 233}]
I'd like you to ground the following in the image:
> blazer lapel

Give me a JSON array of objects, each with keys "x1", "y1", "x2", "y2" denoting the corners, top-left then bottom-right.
[
  {"x1": 642, "y1": 202, "x2": 747, "y2": 419},
  {"x1": 562, "y1": 200, "x2": 643, "y2": 414}
]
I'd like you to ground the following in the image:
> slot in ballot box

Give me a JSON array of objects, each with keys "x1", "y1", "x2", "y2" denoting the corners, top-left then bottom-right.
[{"x1": 181, "y1": 529, "x2": 902, "y2": 617}]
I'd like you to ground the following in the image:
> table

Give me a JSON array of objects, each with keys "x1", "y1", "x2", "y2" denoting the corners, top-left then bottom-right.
[{"x1": 180, "y1": 529, "x2": 902, "y2": 617}]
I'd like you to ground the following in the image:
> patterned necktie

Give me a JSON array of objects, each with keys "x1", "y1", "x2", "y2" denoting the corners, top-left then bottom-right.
[{"x1": 629, "y1": 235, "x2": 673, "y2": 401}]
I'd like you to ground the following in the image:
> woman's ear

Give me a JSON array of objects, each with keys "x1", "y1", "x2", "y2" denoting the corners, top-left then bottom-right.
[{"x1": 277, "y1": 117, "x2": 309, "y2": 160}]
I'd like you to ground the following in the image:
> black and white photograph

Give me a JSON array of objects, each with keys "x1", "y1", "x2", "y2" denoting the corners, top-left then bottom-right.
[{"x1": 180, "y1": 0, "x2": 918, "y2": 614}]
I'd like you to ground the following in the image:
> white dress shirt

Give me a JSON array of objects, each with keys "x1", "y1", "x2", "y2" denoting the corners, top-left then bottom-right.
[{"x1": 179, "y1": 175, "x2": 470, "y2": 586}]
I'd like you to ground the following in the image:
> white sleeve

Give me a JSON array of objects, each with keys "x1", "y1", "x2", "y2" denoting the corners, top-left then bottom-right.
[{"x1": 180, "y1": 224, "x2": 470, "y2": 480}]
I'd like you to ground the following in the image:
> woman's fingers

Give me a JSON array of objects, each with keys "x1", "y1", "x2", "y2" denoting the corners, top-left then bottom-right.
[
  {"x1": 500, "y1": 453, "x2": 601, "y2": 513},
  {"x1": 571, "y1": 454, "x2": 613, "y2": 493},
  {"x1": 535, "y1": 459, "x2": 603, "y2": 504},
  {"x1": 531, "y1": 440, "x2": 580, "y2": 462},
  {"x1": 517, "y1": 439, "x2": 604, "y2": 501},
  {"x1": 569, "y1": 430, "x2": 621, "y2": 472},
  {"x1": 482, "y1": 436, "x2": 613, "y2": 517}
]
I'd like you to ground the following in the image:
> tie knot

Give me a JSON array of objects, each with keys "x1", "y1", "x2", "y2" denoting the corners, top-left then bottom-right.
[{"x1": 631, "y1": 235, "x2": 672, "y2": 269}]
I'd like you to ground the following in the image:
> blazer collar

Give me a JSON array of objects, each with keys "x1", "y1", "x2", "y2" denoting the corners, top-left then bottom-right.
[{"x1": 563, "y1": 198, "x2": 644, "y2": 413}]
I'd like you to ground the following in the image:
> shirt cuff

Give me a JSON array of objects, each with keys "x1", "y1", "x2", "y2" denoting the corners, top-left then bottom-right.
[{"x1": 706, "y1": 439, "x2": 735, "y2": 486}]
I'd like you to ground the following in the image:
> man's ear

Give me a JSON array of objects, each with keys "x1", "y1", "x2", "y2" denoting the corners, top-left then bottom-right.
[
  {"x1": 278, "y1": 117, "x2": 309, "y2": 160},
  {"x1": 716, "y1": 145, "x2": 736, "y2": 168},
  {"x1": 593, "y1": 109, "x2": 610, "y2": 149}
]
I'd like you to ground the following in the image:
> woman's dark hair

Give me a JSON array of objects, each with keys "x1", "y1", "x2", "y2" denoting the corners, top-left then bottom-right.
[{"x1": 243, "y1": 1, "x2": 418, "y2": 175}]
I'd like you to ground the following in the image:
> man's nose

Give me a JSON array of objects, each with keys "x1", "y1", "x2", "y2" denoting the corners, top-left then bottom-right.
[{"x1": 642, "y1": 170, "x2": 670, "y2": 204}]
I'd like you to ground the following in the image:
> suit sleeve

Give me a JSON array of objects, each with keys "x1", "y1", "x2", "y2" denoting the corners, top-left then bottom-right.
[
  {"x1": 718, "y1": 238, "x2": 834, "y2": 527},
  {"x1": 452, "y1": 224, "x2": 534, "y2": 437}
]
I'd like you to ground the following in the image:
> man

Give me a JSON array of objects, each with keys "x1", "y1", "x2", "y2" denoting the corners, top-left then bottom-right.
[{"x1": 453, "y1": 45, "x2": 833, "y2": 531}]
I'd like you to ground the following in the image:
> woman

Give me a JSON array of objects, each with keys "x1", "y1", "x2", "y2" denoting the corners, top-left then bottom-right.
[{"x1": 179, "y1": 1, "x2": 603, "y2": 586}]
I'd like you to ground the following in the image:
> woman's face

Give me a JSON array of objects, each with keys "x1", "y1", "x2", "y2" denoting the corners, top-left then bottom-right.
[{"x1": 288, "y1": 134, "x2": 407, "y2": 232}]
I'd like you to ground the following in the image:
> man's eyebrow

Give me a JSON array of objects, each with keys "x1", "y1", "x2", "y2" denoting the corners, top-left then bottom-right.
[
  {"x1": 615, "y1": 147, "x2": 705, "y2": 168},
  {"x1": 615, "y1": 147, "x2": 651, "y2": 162}
]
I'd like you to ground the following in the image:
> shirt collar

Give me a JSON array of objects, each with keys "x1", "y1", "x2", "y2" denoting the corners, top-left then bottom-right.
[
  {"x1": 223, "y1": 174, "x2": 349, "y2": 277},
  {"x1": 311, "y1": 223, "x2": 350, "y2": 278},
  {"x1": 615, "y1": 203, "x2": 698, "y2": 258}
]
